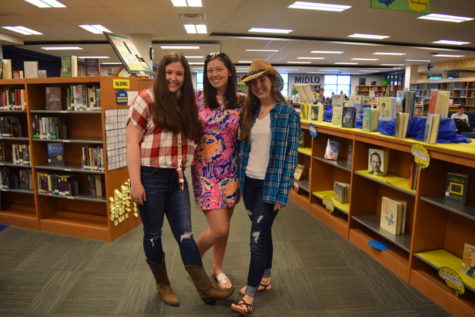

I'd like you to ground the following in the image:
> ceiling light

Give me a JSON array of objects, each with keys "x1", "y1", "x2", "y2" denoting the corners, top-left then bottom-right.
[
  {"x1": 381, "y1": 64, "x2": 405, "y2": 66},
  {"x1": 405, "y1": 59, "x2": 431, "y2": 62},
  {"x1": 78, "y1": 56, "x2": 110, "y2": 59},
  {"x1": 287, "y1": 61, "x2": 311, "y2": 64},
  {"x1": 24, "y1": 0, "x2": 66, "y2": 8},
  {"x1": 249, "y1": 27, "x2": 293, "y2": 34},
  {"x1": 171, "y1": 0, "x2": 202, "y2": 7},
  {"x1": 245, "y1": 49, "x2": 279, "y2": 52},
  {"x1": 41, "y1": 46, "x2": 82, "y2": 50},
  {"x1": 189, "y1": 62, "x2": 204, "y2": 65},
  {"x1": 185, "y1": 56, "x2": 204, "y2": 58},
  {"x1": 297, "y1": 57, "x2": 325, "y2": 60},
  {"x1": 332, "y1": 41, "x2": 379, "y2": 46},
  {"x1": 288, "y1": 1, "x2": 351, "y2": 12},
  {"x1": 348, "y1": 33, "x2": 390, "y2": 40},
  {"x1": 310, "y1": 50, "x2": 343, "y2": 54},
  {"x1": 101, "y1": 62, "x2": 123, "y2": 65},
  {"x1": 306, "y1": 72, "x2": 323, "y2": 74},
  {"x1": 79, "y1": 24, "x2": 112, "y2": 34},
  {"x1": 184, "y1": 24, "x2": 207, "y2": 34},
  {"x1": 334, "y1": 62, "x2": 358, "y2": 65},
  {"x1": 433, "y1": 54, "x2": 465, "y2": 58},
  {"x1": 2, "y1": 26, "x2": 42, "y2": 35},
  {"x1": 418, "y1": 13, "x2": 474, "y2": 23},
  {"x1": 432, "y1": 40, "x2": 470, "y2": 45},
  {"x1": 374, "y1": 52, "x2": 406, "y2": 56},
  {"x1": 238, "y1": 60, "x2": 252, "y2": 63},
  {"x1": 351, "y1": 58, "x2": 379, "y2": 61},
  {"x1": 160, "y1": 45, "x2": 200, "y2": 49}
]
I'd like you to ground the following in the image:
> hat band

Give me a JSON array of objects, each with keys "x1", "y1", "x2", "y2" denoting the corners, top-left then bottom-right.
[{"x1": 247, "y1": 68, "x2": 266, "y2": 77}]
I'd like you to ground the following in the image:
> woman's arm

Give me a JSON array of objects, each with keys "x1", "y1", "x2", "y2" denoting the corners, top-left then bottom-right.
[{"x1": 126, "y1": 123, "x2": 146, "y2": 205}]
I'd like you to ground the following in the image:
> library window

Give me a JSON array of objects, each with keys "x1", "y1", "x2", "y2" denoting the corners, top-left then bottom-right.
[
  {"x1": 323, "y1": 75, "x2": 350, "y2": 98},
  {"x1": 196, "y1": 72, "x2": 204, "y2": 90}
]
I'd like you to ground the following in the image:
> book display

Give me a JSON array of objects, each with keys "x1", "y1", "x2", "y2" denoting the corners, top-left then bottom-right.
[
  {"x1": 0, "y1": 76, "x2": 152, "y2": 241},
  {"x1": 291, "y1": 121, "x2": 475, "y2": 316}
]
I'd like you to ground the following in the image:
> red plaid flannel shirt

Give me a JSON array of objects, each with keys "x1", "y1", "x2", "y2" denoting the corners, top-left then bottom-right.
[{"x1": 127, "y1": 89, "x2": 196, "y2": 189}]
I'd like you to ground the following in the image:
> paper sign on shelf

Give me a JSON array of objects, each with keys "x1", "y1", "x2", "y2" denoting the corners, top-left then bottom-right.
[
  {"x1": 308, "y1": 123, "x2": 318, "y2": 138},
  {"x1": 411, "y1": 143, "x2": 430, "y2": 169},
  {"x1": 116, "y1": 90, "x2": 128, "y2": 105},
  {"x1": 113, "y1": 78, "x2": 130, "y2": 89},
  {"x1": 438, "y1": 267, "x2": 465, "y2": 296},
  {"x1": 322, "y1": 195, "x2": 334, "y2": 213}
]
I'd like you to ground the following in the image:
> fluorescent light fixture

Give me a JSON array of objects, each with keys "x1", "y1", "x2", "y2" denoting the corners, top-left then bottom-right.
[
  {"x1": 79, "y1": 24, "x2": 112, "y2": 34},
  {"x1": 184, "y1": 24, "x2": 207, "y2": 34},
  {"x1": 310, "y1": 50, "x2": 342, "y2": 54},
  {"x1": 245, "y1": 49, "x2": 279, "y2": 52},
  {"x1": 433, "y1": 54, "x2": 465, "y2": 58},
  {"x1": 381, "y1": 64, "x2": 405, "y2": 66},
  {"x1": 374, "y1": 52, "x2": 406, "y2": 56},
  {"x1": 288, "y1": 1, "x2": 351, "y2": 12},
  {"x1": 101, "y1": 62, "x2": 123, "y2": 65},
  {"x1": 287, "y1": 61, "x2": 311, "y2": 64},
  {"x1": 24, "y1": 0, "x2": 66, "y2": 8},
  {"x1": 171, "y1": 0, "x2": 202, "y2": 7},
  {"x1": 297, "y1": 57, "x2": 325, "y2": 60},
  {"x1": 351, "y1": 58, "x2": 379, "y2": 61},
  {"x1": 238, "y1": 60, "x2": 252, "y2": 63},
  {"x1": 348, "y1": 33, "x2": 389, "y2": 40},
  {"x1": 2, "y1": 26, "x2": 42, "y2": 35},
  {"x1": 418, "y1": 13, "x2": 474, "y2": 23},
  {"x1": 416, "y1": 46, "x2": 456, "y2": 51},
  {"x1": 41, "y1": 46, "x2": 82, "y2": 50},
  {"x1": 332, "y1": 41, "x2": 379, "y2": 46},
  {"x1": 306, "y1": 72, "x2": 323, "y2": 74},
  {"x1": 160, "y1": 45, "x2": 200, "y2": 49},
  {"x1": 185, "y1": 55, "x2": 204, "y2": 58},
  {"x1": 249, "y1": 27, "x2": 293, "y2": 34},
  {"x1": 405, "y1": 59, "x2": 431, "y2": 62},
  {"x1": 78, "y1": 56, "x2": 110, "y2": 59},
  {"x1": 432, "y1": 40, "x2": 470, "y2": 45},
  {"x1": 189, "y1": 62, "x2": 205, "y2": 65},
  {"x1": 334, "y1": 62, "x2": 358, "y2": 65}
]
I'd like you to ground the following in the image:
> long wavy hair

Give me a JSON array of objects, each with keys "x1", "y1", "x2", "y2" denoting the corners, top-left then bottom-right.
[
  {"x1": 239, "y1": 73, "x2": 286, "y2": 140},
  {"x1": 203, "y1": 52, "x2": 238, "y2": 110},
  {"x1": 152, "y1": 53, "x2": 202, "y2": 141}
]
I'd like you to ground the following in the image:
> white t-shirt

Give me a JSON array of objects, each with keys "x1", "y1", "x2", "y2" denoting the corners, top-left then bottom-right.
[
  {"x1": 451, "y1": 112, "x2": 469, "y2": 123},
  {"x1": 246, "y1": 114, "x2": 271, "y2": 180}
]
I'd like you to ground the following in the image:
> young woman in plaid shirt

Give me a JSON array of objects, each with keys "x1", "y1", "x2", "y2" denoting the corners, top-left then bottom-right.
[
  {"x1": 126, "y1": 53, "x2": 234, "y2": 307},
  {"x1": 231, "y1": 59, "x2": 300, "y2": 315}
]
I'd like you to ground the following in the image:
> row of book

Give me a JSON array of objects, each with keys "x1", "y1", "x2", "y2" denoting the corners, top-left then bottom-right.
[
  {"x1": 82, "y1": 145, "x2": 104, "y2": 171},
  {"x1": 37, "y1": 172, "x2": 103, "y2": 197},
  {"x1": 46, "y1": 85, "x2": 101, "y2": 111},
  {"x1": 32, "y1": 115, "x2": 68, "y2": 139},
  {"x1": 0, "y1": 88, "x2": 26, "y2": 110},
  {"x1": 323, "y1": 138, "x2": 353, "y2": 165},
  {"x1": 0, "y1": 116, "x2": 23, "y2": 137},
  {"x1": 0, "y1": 167, "x2": 33, "y2": 190},
  {"x1": 0, "y1": 142, "x2": 30, "y2": 164}
]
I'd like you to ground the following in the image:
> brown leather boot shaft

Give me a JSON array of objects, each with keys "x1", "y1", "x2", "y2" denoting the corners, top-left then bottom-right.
[
  {"x1": 146, "y1": 259, "x2": 180, "y2": 306},
  {"x1": 185, "y1": 265, "x2": 235, "y2": 304}
]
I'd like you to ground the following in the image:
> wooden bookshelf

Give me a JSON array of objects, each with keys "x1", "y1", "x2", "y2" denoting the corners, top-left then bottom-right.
[
  {"x1": 356, "y1": 85, "x2": 403, "y2": 97},
  {"x1": 294, "y1": 121, "x2": 475, "y2": 317},
  {"x1": 410, "y1": 79, "x2": 475, "y2": 109},
  {"x1": 0, "y1": 76, "x2": 152, "y2": 241}
]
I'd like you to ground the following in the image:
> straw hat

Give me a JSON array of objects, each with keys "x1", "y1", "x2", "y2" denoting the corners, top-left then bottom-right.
[{"x1": 241, "y1": 59, "x2": 284, "y2": 90}]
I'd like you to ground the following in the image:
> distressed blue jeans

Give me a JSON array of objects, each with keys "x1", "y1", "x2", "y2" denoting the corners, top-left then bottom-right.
[
  {"x1": 242, "y1": 176, "x2": 278, "y2": 296},
  {"x1": 138, "y1": 166, "x2": 202, "y2": 266}
]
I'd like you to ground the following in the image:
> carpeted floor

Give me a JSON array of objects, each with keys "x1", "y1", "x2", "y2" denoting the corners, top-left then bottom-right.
[{"x1": 0, "y1": 188, "x2": 450, "y2": 316}]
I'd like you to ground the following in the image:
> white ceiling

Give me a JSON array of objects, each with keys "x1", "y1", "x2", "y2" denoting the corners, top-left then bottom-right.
[{"x1": 1, "y1": 0, "x2": 475, "y2": 74}]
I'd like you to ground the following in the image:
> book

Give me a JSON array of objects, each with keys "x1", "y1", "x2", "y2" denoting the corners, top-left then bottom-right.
[
  {"x1": 324, "y1": 138, "x2": 340, "y2": 161},
  {"x1": 334, "y1": 181, "x2": 350, "y2": 204},
  {"x1": 445, "y1": 172, "x2": 468, "y2": 204},
  {"x1": 428, "y1": 90, "x2": 450, "y2": 118},
  {"x1": 462, "y1": 243, "x2": 475, "y2": 279},
  {"x1": 423, "y1": 113, "x2": 440, "y2": 144},
  {"x1": 362, "y1": 107, "x2": 379, "y2": 132},
  {"x1": 310, "y1": 104, "x2": 319, "y2": 121},
  {"x1": 47, "y1": 143, "x2": 65, "y2": 165},
  {"x1": 331, "y1": 106, "x2": 343, "y2": 126},
  {"x1": 395, "y1": 112, "x2": 409, "y2": 138},
  {"x1": 24, "y1": 61, "x2": 39, "y2": 78},
  {"x1": 376, "y1": 97, "x2": 397, "y2": 121},
  {"x1": 300, "y1": 103, "x2": 310, "y2": 121},
  {"x1": 342, "y1": 107, "x2": 356, "y2": 128},
  {"x1": 61, "y1": 55, "x2": 78, "y2": 77},
  {"x1": 84, "y1": 58, "x2": 101, "y2": 76},
  {"x1": 294, "y1": 164, "x2": 305, "y2": 181},
  {"x1": 45, "y1": 86, "x2": 62, "y2": 110},
  {"x1": 368, "y1": 148, "x2": 389, "y2": 176},
  {"x1": 317, "y1": 103, "x2": 324, "y2": 123},
  {"x1": 2, "y1": 59, "x2": 12, "y2": 79},
  {"x1": 380, "y1": 196, "x2": 403, "y2": 235}
]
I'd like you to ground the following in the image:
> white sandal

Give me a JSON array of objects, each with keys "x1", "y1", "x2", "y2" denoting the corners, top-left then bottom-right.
[{"x1": 214, "y1": 273, "x2": 233, "y2": 289}]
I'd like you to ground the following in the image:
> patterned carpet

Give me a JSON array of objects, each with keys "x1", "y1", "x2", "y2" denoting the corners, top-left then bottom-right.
[{"x1": 0, "y1": 189, "x2": 450, "y2": 316}]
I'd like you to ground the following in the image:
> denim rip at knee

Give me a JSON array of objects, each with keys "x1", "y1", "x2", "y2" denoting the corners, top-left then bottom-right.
[{"x1": 138, "y1": 166, "x2": 202, "y2": 266}]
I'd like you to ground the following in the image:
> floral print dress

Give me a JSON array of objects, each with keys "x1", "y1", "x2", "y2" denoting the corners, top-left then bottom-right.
[{"x1": 191, "y1": 90, "x2": 242, "y2": 210}]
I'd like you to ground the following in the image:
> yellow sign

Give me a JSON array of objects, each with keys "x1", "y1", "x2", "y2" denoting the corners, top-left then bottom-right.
[
  {"x1": 113, "y1": 79, "x2": 130, "y2": 89},
  {"x1": 411, "y1": 144, "x2": 430, "y2": 169},
  {"x1": 322, "y1": 195, "x2": 334, "y2": 213},
  {"x1": 438, "y1": 267, "x2": 465, "y2": 296},
  {"x1": 408, "y1": 0, "x2": 430, "y2": 12}
]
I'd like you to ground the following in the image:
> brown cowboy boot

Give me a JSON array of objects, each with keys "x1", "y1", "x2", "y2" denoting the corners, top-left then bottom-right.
[
  {"x1": 146, "y1": 257, "x2": 180, "y2": 306},
  {"x1": 185, "y1": 265, "x2": 235, "y2": 304}
]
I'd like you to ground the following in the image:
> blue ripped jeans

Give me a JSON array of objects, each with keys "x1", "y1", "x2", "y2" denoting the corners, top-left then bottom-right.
[
  {"x1": 242, "y1": 176, "x2": 278, "y2": 297},
  {"x1": 138, "y1": 166, "x2": 202, "y2": 266}
]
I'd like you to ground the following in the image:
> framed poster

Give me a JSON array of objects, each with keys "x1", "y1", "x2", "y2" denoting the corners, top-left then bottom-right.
[{"x1": 104, "y1": 33, "x2": 153, "y2": 74}]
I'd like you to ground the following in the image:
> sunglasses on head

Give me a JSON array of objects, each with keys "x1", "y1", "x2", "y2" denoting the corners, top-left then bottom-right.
[{"x1": 206, "y1": 52, "x2": 226, "y2": 60}]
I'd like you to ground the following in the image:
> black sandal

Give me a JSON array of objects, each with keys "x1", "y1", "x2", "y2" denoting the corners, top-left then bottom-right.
[
  {"x1": 230, "y1": 299, "x2": 253, "y2": 315},
  {"x1": 239, "y1": 282, "x2": 272, "y2": 295}
]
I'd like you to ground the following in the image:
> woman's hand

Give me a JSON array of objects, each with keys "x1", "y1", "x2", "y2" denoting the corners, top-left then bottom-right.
[
  {"x1": 131, "y1": 182, "x2": 146, "y2": 205},
  {"x1": 273, "y1": 203, "x2": 283, "y2": 211}
]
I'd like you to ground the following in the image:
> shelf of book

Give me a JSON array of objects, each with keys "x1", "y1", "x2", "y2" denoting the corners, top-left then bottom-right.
[
  {"x1": 0, "y1": 76, "x2": 152, "y2": 241},
  {"x1": 356, "y1": 85, "x2": 403, "y2": 97},
  {"x1": 410, "y1": 80, "x2": 475, "y2": 108},
  {"x1": 294, "y1": 120, "x2": 475, "y2": 317}
]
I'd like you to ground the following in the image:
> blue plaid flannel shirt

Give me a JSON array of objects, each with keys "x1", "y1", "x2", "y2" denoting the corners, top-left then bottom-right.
[{"x1": 239, "y1": 102, "x2": 301, "y2": 206}]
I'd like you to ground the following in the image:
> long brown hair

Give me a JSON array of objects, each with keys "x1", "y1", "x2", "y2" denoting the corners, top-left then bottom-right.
[
  {"x1": 203, "y1": 52, "x2": 238, "y2": 109},
  {"x1": 239, "y1": 74, "x2": 286, "y2": 140},
  {"x1": 152, "y1": 53, "x2": 201, "y2": 141}
]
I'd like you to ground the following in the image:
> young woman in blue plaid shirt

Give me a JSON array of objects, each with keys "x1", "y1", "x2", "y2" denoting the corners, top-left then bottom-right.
[{"x1": 231, "y1": 59, "x2": 300, "y2": 315}]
